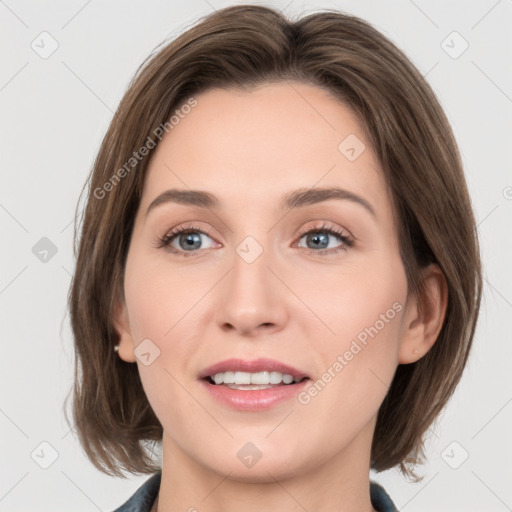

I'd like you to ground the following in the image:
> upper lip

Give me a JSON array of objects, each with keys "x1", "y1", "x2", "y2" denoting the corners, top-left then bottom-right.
[{"x1": 198, "y1": 358, "x2": 310, "y2": 380}]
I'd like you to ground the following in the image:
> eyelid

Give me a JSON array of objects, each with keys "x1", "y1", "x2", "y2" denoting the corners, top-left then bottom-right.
[
  {"x1": 156, "y1": 220, "x2": 354, "y2": 256},
  {"x1": 294, "y1": 221, "x2": 354, "y2": 241},
  {"x1": 294, "y1": 222, "x2": 354, "y2": 253},
  {"x1": 155, "y1": 222, "x2": 218, "y2": 251}
]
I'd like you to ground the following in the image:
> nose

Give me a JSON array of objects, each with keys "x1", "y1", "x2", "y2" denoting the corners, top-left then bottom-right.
[{"x1": 215, "y1": 243, "x2": 289, "y2": 337}]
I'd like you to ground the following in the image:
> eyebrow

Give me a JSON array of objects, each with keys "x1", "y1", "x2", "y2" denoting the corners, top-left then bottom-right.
[{"x1": 145, "y1": 187, "x2": 376, "y2": 219}]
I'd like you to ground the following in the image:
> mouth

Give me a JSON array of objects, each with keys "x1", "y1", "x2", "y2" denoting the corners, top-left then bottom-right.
[
  {"x1": 197, "y1": 357, "x2": 312, "y2": 409},
  {"x1": 203, "y1": 371, "x2": 310, "y2": 390},
  {"x1": 198, "y1": 360, "x2": 312, "y2": 411},
  {"x1": 198, "y1": 357, "x2": 311, "y2": 390}
]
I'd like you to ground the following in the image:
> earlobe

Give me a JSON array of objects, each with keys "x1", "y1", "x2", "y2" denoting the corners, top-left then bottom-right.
[
  {"x1": 112, "y1": 300, "x2": 137, "y2": 363},
  {"x1": 398, "y1": 264, "x2": 448, "y2": 364}
]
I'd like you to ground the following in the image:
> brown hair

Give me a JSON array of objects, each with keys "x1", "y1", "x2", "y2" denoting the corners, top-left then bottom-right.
[{"x1": 64, "y1": 4, "x2": 482, "y2": 481}]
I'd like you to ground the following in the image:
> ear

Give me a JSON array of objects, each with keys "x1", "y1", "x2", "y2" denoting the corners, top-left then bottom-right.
[
  {"x1": 398, "y1": 263, "x2": 448, "y2": 364},
  {"x1": 112, "y1": 299, "x2": 137, "y2": 363}
]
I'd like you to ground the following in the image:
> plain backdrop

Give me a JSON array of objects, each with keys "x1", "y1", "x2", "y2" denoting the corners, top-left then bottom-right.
[{"x1": 1, "y1": 1, "x2": 511, "y2": 511}]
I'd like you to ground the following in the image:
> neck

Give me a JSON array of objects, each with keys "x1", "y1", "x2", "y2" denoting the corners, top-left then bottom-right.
[{"x1": 155, "y1": 419, "x2": 378, "y2": 512}]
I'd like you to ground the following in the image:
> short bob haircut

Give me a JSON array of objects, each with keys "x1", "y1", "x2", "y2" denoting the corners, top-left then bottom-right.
[{"x1": 65, "y1": 4, "x2": 482, "y2": 481}]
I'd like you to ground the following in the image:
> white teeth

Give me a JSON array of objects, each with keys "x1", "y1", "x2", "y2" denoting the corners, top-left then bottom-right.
[
  {"x1": 235, "y1": 371, "x2": 251, "y2": 384},
  {"x1": 269, "y1": 371, "x2": 283, "y2": 384},
  {"x1": 251, "y1": 371, "x2": 270, "y2": 385},
  {"x1": 282, "y1": 374, "x2": 294, "y2": 384},
  {"x1": 213, "y1": 373, "x2": 226, "y2": 385},
  {"x1": 210, "y1": 371, "x2": 300, "y2": 385}
]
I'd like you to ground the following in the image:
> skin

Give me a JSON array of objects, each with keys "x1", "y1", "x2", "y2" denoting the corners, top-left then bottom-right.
[{"x1": 114, "y1": 81, "x2": 448, "y2": 512}]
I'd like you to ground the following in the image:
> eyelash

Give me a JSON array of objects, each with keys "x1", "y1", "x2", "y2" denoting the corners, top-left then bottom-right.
[{"x1": 155, "y1": 223, "x2": 354, "y2": 258}]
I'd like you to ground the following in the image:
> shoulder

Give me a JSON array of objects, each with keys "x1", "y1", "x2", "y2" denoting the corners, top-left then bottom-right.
[
  {"x1": 370, "y1": 480, "x2": 398, "y2": 512},
  {"x1": 112, "y1": 471, "x2": 161, "y2": 512}
]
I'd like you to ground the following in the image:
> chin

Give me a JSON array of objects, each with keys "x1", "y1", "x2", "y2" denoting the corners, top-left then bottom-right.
[
  {"x1": 191, "y1": 440, "x2": 311, "y2": 484},
  {"x1": 209, "y1": 459, "x2": 306, "y2": 484}
]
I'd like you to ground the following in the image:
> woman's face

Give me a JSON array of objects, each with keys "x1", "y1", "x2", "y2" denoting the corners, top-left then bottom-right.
[{"x1": 115, "y1": 81, "x2": 415, "y2": 481}]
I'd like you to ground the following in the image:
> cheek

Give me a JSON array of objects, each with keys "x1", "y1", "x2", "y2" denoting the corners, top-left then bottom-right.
[
  {"x1": 299, "y1": 256, "x2": 406, "y2": 397},
  {"x1": 123, "y1": 247, "x2": 205, "y2": 342},
  {"x1": 123, "y1": 258, "x2": 198, "y2": 429},
  {"x1": 297, "y1": 292, "x2": 404, "y2": 434},
  {"x1": 123, "y1": 249, "x2": 207, "y2": 405},
  {"x1": 293, "y1": 252, "x2": 406, "y2": 345}
]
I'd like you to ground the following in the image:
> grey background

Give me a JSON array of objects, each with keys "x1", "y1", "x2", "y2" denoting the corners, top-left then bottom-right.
[{"x1": 1, "y1": 0, "x2": 511, "y2": 510}]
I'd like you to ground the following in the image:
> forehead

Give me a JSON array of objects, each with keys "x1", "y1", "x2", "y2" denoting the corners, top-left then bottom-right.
[{"x1": 140, "y1": 81, "x2": 395, "y2": 230}]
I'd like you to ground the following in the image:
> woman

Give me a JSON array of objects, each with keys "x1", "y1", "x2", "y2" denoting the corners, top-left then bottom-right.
[{"x1": 66, "y1": 5, "x2": 482, "y2": 511}]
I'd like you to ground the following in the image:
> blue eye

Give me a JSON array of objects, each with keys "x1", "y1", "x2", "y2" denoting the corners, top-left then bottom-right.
[
  {"x1": 155, "y1": 222, "x2": 354, "y2": 258},
  {"x1": 297, "y1": 224, "x2": 353, "y2": 255},
  {"x1": 157, "y1": 225, "x2": 216, "y2": 257}
]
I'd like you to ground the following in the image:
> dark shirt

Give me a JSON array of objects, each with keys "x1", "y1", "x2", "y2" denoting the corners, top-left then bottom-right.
[{"x1": 112, "y1": 470, "x2": 398, "y2": 512}]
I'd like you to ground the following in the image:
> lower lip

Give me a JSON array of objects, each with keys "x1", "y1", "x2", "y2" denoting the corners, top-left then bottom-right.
[{"x1": 199, "y1": 378, "x2": 310, "y2": 411}]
